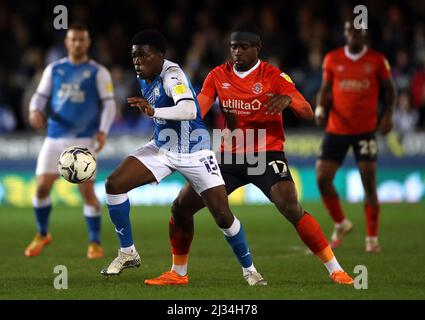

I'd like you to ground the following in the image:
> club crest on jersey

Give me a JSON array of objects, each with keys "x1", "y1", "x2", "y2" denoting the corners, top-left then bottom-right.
[
  {"x1": 82, "y1": 70, "x2": 91, "y2": 79},
  {"x1": 252, "y1": 82, "x2": 263, "y2": 94}
]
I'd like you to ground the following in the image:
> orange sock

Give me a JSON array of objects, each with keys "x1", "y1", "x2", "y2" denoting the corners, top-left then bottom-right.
[
  {"x1": 296, "y1": 212, "x2": 329, "y2": 255},
  {"x1": 323, "y1": 196, "x2": 345, "y2": 224},
  {"x1": 172, "y1": 254, "x2": 188, "y2": 265},
  {"x1": 169, "y1": 216, "x2": 193, "y2": 255},
  {"x1": 316, "y1": 245, "x2": 335, "y2": 263}
]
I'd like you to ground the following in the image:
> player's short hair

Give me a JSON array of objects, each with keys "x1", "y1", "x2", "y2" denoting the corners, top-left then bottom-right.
[
  {"x1": 68, "y1": 22, "x2": 89, "y2": 32},
  {"x1": 132, "y1": 30, "x2": 167, "y2": 54},
  {"x1": 230, "y1": 22, "x2": 261, "y2": 44}
]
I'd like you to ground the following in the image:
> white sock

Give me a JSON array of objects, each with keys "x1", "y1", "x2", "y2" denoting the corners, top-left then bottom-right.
[
  {"x1": 221, "y1": 216, "x2": 240, "y2": 237},
  {"x1": 242, "y1": 264, "x2": 257, "y2": 276},
  {"x1": 83, "y1": 204, "x2": 101, "y2": 217},
  {"x1": 324, "y1": 257, "x2": 343, "y2": 275},
  {"x1": 33, "y1": 196, "x2": 51, "y2": 208},
  {"x1": 366, "y1": 236, "x2": 378, "y2": 243},
  {"x1": 106, "y1": 193, "x2": 128, "y2": 206},
  {"x1": 120, "y1": 244, "x2": 137, "y2": 255},
  {"x1": 172, "y1": 264, "x2": 188, "y2": 276},
  {"x1": 335, "y1": 219, "x2": 349, "y2": 228}
]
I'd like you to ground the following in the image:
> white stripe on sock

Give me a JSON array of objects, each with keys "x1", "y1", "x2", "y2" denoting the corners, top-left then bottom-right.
[
  {"x1": 106, "y1": 193, "x2": 128, "y2": 206},
  {"x1": 221, "y1": 216, "x2": 241, "y2": 237},
  {"x1": 83, "y1": 204, "x2": 101, "y2": 217},
  {"x1": 33, "y1": 196, "x2": 51, "y2": 208}
]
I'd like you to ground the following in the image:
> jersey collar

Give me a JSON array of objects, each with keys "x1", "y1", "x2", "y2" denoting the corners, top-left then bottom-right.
[
  {"x1": 344, "y1": 45, "x2": 368, "y2": 61},
  {"x1": 233, "y1": 59, "x2": 261, "y2": 78}
]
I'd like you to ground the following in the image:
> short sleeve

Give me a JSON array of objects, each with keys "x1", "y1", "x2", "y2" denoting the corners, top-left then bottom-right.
[
  {"x1": 200, "y1": 71, "x2": 217, "y2": 99},
  {"x1": 377, "y1": 54, "x2": 391, "y2": 81},
  {"x1": 322, "y1": 54, "x2": 333, "y2": 82},
  {"x1": 96, "y1": 65, "x2": 114, "y2": 100},
  {"x1": 163, "y1": 67, "x2": 195, "y2": 104}
]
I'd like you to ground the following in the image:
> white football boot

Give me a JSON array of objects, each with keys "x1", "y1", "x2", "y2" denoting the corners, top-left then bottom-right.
[
  {"x1": 101, "y1": 250, "x2": 141, "y2": 276},
  {"x1": 244, "y1": 271, "x2": 268, "y2": 286},
  {"x1": 330, "y1": 219, "x2": 353, "y2": 249}
]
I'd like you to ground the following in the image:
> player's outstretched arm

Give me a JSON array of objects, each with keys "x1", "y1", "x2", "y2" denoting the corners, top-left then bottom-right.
[
  {"x1": 128, "y1": 96, "x2": 197, "y2": 120},
  {"x1": 315, "y1": 79, "x2": 332, "y2": 127},
  {"x1": 379, "y1": 77, "x2": 397, "y2": 135}
]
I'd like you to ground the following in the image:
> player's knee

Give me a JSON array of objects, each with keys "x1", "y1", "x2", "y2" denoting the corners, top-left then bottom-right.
[
  {"x1": 81, "y1": 192, "x2": 98, "y2": 206},
  {"x1": 317, "y1": 174, "x2": 332, "y2": 193},
  {"x1": 364, "y1": 189, "x2": 378, "y2": 206},
  {"x1": 105, "y1": 174, "x2": 125, "y2": 194},
  {"x1": 274, "y1": 197, "x2": 303, "y2": 225},
  {"x1": 171, "y1": 199, "x2": 187, "y2": 220},
  {"x1": 36, "y1": 184, "x2": 51, "y2": 199},
  {"x1": 207, "y1": 203, "x2": 233, "y2": 228}
]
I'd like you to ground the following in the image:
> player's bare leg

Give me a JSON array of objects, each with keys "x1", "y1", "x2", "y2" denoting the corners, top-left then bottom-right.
[
  {"x1": 144, "y1": 185, "x2": 202, "y2": 285},
  {"x1": 270, "y1": 180, "x2": 353, "y2": 284},
  {"x1": 316, "y1": 159, "x2": 353, "y2": 248},
  {"x1": 145, "y1": 184, "x2": 267, "y2": 286},
  {"x1": 358, "y1": 161, "x2": 381, "y2": 252},
  {"x1": 79, "y1": 181, "x2": 104, "y2": 259},
  {"x1": 25, "y1": 174, "x2": 57, "y2": 257},
  {"x1": 101, "y1": 156, "x2": 157, "y2": 275}
]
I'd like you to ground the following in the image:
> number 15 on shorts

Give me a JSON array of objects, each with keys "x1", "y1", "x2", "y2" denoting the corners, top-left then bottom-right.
[{"x1": 200, "y1": 155, "x2": 219, "y2": 176}]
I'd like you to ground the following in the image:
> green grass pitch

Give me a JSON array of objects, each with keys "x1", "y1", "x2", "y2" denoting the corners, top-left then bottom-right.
[{"x1": 1, "y1": 202, "x2": 424, "y2": 299}]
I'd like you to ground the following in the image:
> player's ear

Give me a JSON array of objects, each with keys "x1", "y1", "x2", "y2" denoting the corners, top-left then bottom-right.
[{"x1": 256, "y1": 41, "x2": 262, "y2": 53}]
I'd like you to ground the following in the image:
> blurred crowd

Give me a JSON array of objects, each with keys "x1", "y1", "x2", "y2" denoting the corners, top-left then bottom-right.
[{"x1": 0, "y1": 0, "x2": 424, "y2": 137}]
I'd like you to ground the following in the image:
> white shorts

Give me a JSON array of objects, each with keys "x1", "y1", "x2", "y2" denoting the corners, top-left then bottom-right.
[
  {"x1": 130, "y1": 141, "x2": 225, "y2": 195},
  {"x1": 36, "y1": 137, "x2": 95, "y2": 176}
]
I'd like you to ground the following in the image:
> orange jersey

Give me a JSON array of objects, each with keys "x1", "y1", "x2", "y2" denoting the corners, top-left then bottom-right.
[
  {"x1": 200, "y1": 60, "x2": 306, "y2": 153},
  {"x1": 323, "y1": 47, "x2": 391, "y2": 135}
]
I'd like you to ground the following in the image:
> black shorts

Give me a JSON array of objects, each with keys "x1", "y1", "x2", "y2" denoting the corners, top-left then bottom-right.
[
  {"x1": 318, "y1": 132, "x2": 377, "y2": 164},
  {"x1": 217, "y1": 151, "x2": 293, "y2": 200}
]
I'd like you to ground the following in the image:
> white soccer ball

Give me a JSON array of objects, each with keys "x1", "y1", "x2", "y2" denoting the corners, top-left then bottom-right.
[{"x1": 58, "y1": 146, "x2": 96, "y2": 183}]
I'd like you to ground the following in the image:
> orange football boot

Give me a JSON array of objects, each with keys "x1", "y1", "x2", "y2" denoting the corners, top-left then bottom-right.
[
  {"x1": 330, "y1": 270, "x2": 354, "y2": 285},
  {"x1": 87, "y1": 242, "x2": 104, "y2": 259},
  {"x1": 145, "y1": 270, "x2": 189, "y2": 286},
  {"x1": 24, "y1": 233, "x2": 52, "y2": 257}
]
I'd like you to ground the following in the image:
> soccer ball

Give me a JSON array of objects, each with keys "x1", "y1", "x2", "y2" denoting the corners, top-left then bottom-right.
[{"x1": 58, "y1": 146, "x2": 96, "y2": 183}]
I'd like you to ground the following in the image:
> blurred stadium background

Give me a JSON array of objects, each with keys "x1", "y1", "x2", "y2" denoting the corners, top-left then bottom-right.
[{"x1": 0, "y1": 0, "x2": 424, "y2": 207}]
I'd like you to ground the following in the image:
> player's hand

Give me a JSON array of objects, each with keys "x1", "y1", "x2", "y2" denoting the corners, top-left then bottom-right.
[
  {"x1": 94, "y1": 131, "x2": 106, "y2": 153},
  {"x1": 128, "y1": 97, "x2": 155, "y2": 117},
  {"x1": 379, "y1": 113, "x2": 393, "y2": 135},
  {"x1": 264, "y1": 94, "x2": 292, "y2": 115},
  {"x1": 314, "y1": 106, "x2": 326, "y2": 127},
  {"x1": 29, "y1": 111, "x2": 46, "y2": 130}
]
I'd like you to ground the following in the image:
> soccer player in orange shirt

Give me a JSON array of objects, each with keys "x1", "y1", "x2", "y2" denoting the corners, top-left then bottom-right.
[
  {"x1": 145, "y1": 23, "x2": 354, "y2": 286},
  {"x1": 315, "y1": 19, "x2": 396, "y2": 252}
]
